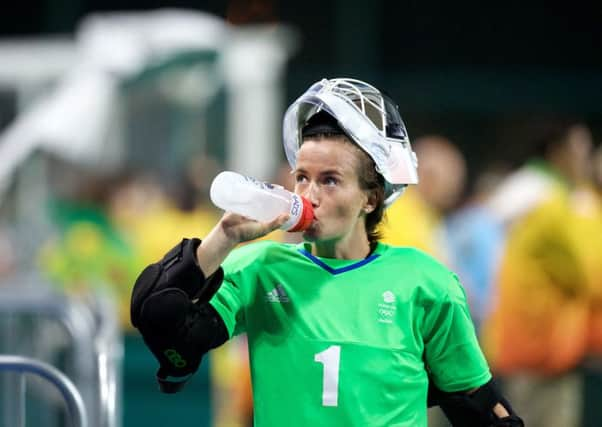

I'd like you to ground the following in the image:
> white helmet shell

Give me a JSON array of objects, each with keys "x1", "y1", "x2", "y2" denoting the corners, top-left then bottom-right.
[{"x1": 283, "y1": 78, "x2": 418, "y2": 206}]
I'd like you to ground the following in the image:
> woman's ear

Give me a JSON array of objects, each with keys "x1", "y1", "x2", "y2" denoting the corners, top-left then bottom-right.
[{"x1": 363, "y1": 190, "x2": 378, "y2": 214}]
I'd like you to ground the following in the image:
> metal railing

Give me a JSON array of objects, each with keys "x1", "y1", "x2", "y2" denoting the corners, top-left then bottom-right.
[
  {"x1": 0, "y1": 355, "x2": 87, "y2": 427},
  {"x1": 0, "y1": 275, "x2": 122, "y2": 427}
]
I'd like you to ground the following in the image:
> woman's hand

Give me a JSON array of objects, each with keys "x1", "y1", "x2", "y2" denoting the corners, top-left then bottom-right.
[{"x1": 219, "y1": 212, "x2": 290, "y2": 245}]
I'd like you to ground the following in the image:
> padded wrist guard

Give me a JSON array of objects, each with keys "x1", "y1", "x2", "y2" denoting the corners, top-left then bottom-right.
[
  {"x1": 428, "y1": 378, "x2": 524, "y2": 427},
  {"x1": 130, "y1": 238, "x2": 227, "y2": 393}
]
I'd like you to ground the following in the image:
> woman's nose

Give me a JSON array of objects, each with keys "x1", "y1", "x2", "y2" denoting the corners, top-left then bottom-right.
[{"x1": 302, "y1": 182, "x2": 319, "y2": 207}]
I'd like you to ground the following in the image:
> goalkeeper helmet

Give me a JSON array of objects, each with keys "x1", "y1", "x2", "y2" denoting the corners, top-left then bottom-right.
[{"x1": 283, "y1": 78, "x2": 418, "y2": 206}]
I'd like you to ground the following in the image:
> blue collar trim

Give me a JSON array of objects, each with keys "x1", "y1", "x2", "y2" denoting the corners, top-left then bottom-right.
[{"x1": 298, "y1": 249, "x2": 380, "y2": 275}]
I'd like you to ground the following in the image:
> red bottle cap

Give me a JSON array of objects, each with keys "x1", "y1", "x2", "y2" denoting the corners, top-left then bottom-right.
[{"x1": 289, "y1": 196, "x2": 314, "y2": 232}]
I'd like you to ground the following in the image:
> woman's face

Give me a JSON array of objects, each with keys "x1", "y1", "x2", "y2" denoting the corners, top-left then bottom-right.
[{"x1": 293, "y1": 137, "x2": 372, "y2": 243}]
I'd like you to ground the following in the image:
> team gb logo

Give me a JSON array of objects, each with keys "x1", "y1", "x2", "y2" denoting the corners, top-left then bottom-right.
[{"x1": 382, "y1": 291, "x2": 395, "y2": 304}]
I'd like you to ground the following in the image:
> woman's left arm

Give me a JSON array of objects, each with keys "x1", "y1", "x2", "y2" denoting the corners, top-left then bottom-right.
[
  {"x1": 427, "y1": 378, "x2": 524, "y2": 427},
  {"x1": 422, "y1": 271, "x2": 524, "y2": 427}
]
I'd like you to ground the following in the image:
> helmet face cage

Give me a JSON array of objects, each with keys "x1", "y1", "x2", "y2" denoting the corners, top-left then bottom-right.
[{"x1": 283, "y1": 78, "x2": 418, "y2": 206}]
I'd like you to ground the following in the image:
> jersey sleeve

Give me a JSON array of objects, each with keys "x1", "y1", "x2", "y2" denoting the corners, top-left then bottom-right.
[
  {"x1": 422, "y1": 272, "x2": 492, "y2": 392},
  {"x1": 210, "y1": 276, "x2": 245, "y2": 338},
  {"x1": 209, "y1": 241, "x2": 272, "y2": 338}
]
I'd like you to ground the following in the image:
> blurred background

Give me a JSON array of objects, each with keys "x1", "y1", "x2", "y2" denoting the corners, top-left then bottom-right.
[{"x1": 0, "y1": 1, "x2": 600, "y2": 426}]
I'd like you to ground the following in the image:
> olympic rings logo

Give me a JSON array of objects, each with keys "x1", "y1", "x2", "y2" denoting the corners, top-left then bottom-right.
[{"x1": 164, "y1": 349, "x2": 187, "y2": 368}]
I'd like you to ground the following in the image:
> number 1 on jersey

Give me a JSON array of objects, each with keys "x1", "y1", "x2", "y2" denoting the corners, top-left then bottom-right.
[{"x1": 314, "y1": 345, "x2": 341, "y2": 407}]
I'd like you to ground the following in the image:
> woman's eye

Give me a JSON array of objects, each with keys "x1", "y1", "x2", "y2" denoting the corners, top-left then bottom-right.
[
  {"x1": 324, "y1": 177, "x2": 338, "y2": 186},
  {"x1": 295, "y1": 175, "x2": 307, "y2": 183}
]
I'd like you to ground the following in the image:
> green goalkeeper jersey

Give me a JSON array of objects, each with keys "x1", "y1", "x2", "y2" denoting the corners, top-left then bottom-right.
[{"x1": 210, "y1": 241, "x2": 491, "y2": 427}]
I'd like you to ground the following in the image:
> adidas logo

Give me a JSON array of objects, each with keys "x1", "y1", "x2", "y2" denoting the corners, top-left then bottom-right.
[{"x1": 266, "y1": 284, "x2": 290, "y2": 303}]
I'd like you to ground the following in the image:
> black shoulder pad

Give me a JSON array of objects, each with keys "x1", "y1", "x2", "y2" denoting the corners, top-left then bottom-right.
[
  {"x1": 159, "y1": 238, "x2": 206, "y2": 298},
  {"x1": 131, "y1": 238, "x2": 224, "y2": 329},
  {"x1": 159, "y1": 238, "x2": 224, "y2": 302},
  {"x1": 131, "y1": 263, "x2": 162, "y2": 328}
]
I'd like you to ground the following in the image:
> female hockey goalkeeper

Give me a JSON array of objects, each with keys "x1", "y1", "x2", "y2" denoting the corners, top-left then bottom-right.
[{"x1": 131, "y1": 78, "x2": 523, "y2": 427}]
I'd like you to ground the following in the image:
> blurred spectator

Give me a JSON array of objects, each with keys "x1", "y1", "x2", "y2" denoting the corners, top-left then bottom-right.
[
  {"x1": 581, "y1": 141, "x2": 602, "y2": 424},
  {"x1": 380, "y1": 135, "x2": 467, "y2": 264},
  {"x1": 37, "y1": 153, "x2": 223, "y2": 332},
  {"x1": 482, "y1": 120, "x2": 600, "y2": 427},
  {"x1": 445, "y1": 164, "x2": 508, "y2": 330},
  {"x1": 38, "y1": 158, "x2": 140, "y2": 327}
]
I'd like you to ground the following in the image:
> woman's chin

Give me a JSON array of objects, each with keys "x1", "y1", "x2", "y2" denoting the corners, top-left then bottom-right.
[{"x1": 302, "y1": 224, "x2": 320, "y2": 241}]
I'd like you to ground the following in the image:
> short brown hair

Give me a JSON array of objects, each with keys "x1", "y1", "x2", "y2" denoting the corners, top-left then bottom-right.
[{"x1": 351, "y1": 141, "x2": 386, "y2": 246}]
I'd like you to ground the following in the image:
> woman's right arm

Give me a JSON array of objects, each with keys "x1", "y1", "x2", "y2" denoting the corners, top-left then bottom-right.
[
  {"x1": 130, "y1": 212, "x2": 288, "y2": 393},
  {"x1": 196, "y1": 212, "x2": 289, "y2": 277}
]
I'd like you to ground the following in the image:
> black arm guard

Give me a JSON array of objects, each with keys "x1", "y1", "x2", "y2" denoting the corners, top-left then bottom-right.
[
  {"x1": 130, "y1": 238, "x2": 229, "y2": 393},
  {"x1": 427, "y1": 379, "x2": 524, "y2": 427}
]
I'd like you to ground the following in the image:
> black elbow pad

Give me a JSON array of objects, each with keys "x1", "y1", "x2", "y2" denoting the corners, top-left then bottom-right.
[
  {"x1": 141, "y1": 290, "x2": 227, "y2": 393},
  {"x1": 130, "y1": 238, "x2": 228, "y2": 393}
]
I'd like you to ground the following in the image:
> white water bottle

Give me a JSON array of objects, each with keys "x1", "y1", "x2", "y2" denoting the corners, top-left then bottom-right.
[{"x1": 209, "y1": 171, "x2": 314, "y2": 232}]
